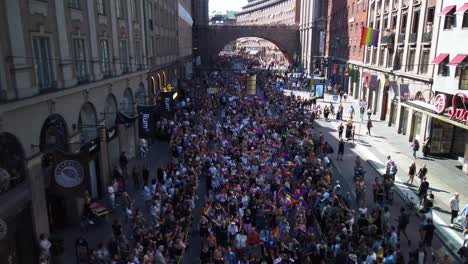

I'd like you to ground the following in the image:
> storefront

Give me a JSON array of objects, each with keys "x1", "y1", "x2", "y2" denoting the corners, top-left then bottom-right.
[{"x1": 402, "y1": 92, "x2": 468, "y2": 158}]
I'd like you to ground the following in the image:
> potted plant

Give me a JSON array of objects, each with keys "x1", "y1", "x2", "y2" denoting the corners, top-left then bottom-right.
[{"x1": 49, "y1": 235, "x2": 65, "y2": 264}]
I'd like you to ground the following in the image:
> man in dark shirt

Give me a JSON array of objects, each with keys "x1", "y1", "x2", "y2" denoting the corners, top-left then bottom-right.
[
  {"x1": 337, "y1": 139, "x2": 345, "y2": 161},
  {"x1": 419, "y1": 177, "x2": 430, "y2": 205},
  {"x1": 423, "y1": 218, "x2": 436, "y2": 249}
]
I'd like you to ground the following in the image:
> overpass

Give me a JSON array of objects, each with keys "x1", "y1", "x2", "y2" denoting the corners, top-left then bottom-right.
[{"x1": 196, "y1": 25, "x2": 300, "y2": 66}]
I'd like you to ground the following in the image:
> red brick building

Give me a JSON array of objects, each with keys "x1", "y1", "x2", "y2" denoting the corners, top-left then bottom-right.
[{"x1": 326, "y1": 0, "x2": 369, "y2": 96}]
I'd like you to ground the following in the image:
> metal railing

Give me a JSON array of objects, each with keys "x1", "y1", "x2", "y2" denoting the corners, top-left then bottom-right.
[
  {"x1": 409, "y1": 33, "x2": 418, "y2": 43},
  {"x1": 422, "y1": 31, "x2": 432, "y2": 43},
  {"x1": 381, "y1": 35, "x2": 395, "y2": 45},
  {"x1": 398, "y1": 34, "x2": 405, "y2": 44}
]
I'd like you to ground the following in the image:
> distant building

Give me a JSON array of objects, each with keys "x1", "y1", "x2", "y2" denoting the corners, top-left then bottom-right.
[{"x1": 210, "y1": 11, "x2": 237, "y2": 25}]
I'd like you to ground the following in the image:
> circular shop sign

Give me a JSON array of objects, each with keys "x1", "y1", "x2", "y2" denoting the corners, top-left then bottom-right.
[
  {"x1": 434, "y1": 94, "x2": 447, "y2": 114},
  {"x1": 0, "y1": 218, "x2": 7, "y2": 240},
  {"x1": 54, "y1": 160, "x2": 84, "y2": 188}
]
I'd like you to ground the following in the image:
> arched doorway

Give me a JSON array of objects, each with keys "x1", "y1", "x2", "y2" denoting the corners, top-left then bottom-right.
[
  {"x1": 135, "y1": 82, "x2": 146, "y2": 105},
  {"x1": 120, "y1": 88, "x2": 136, "y2": 157},
  {"x1": 0, "y1": 132, "x2": 27, "y2": 195},
  {"x1": 39, "y1": 114, "x2": 70, "y2": 230},
  {"x1": 0, "y1": 133, "x2": 35, "y2": 264},
  {"x1": 78, "y1": 102, "x2": 101, "y2": 199},
  {"x1": 105, "y1": 94, "x2": 121, "y2": 174}
]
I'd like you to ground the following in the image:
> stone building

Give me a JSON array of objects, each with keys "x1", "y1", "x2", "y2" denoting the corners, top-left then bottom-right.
[
  {"x1": 236, "y1": 0, "x2": 301, "y2": 67},
  {"x1": 299, "y1": 0, "x2": 328, "y2": 75},
  {"x1": 0, "y1": 0, "x2": 190, "y2": 262}
]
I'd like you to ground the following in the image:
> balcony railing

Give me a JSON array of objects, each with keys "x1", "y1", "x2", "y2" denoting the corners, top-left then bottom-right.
[
  {"x1": 409, "y1": 33, "x2": 418, "y2": 43},
  {"x1": 422, "y1": 31, "x2": 432, "y2": 44},
  {"x1": 381, "y1": 34, "x2": 395, "y2": 46}
]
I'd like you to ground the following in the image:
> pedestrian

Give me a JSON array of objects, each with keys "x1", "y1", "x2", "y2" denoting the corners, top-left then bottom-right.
[
  {"x1": 397, "y1": 207, "x2": 411, "y2": 246},
  {"x1": 39, "y1": 233, "x2": 52, "y2": 259},
  {"x1": 338, "y1": 123, "x2": 344, "y2": 140},
  {"x1": 411, "y1": 139, "x2": 420, "y2": 159},
  {"x1": 119, "y1": 151, "x2": 128, "y2": 177},
  {"x1": 367, "y1": 107, "x2": 372, "y2": 119},
  {"x1": 349, "y1": 106, "x2": 355, "y2": 120},
  {"x1": 139, "y1": 138, "x2": 148, "y2": 159},
  {"x1": 423, "y1": 218, "x2": 436, "y2": 250},
  {"x1": 142, "y1": 164, "x2": 150, "y2": 186},
  {"x1": 450, "y1": 192, "x2": 460, "y2": 227},
  {"x1": 132, "y1": 166, "x2": 140, "y2": 190},
  {"x1": 407, "y1": 161, "x2": 416, "y2": 185},
  {"x1": 418, "y1": 177, "x2": 430, "y2": 205},
  {"x1": 366, "y1": 119, "x2": 373, "y2": 136},
  {"x1": 389, "y1": 161, "x2": 398, "y2": 181},
  {"x1": 337, "y1": 139, "x2": 345, "y2": 161},
  {"x1": 324, "y1": 105, "x2": 330, "y2": 121},
  {"x1": 416, "y1": 164, "x2": 428, "y2": 181},
  {"x1": 108, "y1": 181, "x2": 116, "y2": 209},
  {"x1": 360, "y1": 106, "x2": 365, "y2": 120}
]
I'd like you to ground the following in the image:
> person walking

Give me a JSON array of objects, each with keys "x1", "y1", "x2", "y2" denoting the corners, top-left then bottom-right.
[
  {"x1": 416, "y1": 164, "x2": 428, "y2": 181},
  {"x1": 418, "y1": 177, "x2": 430, "y2": 205},
  {"x1": 407, "y1": 161, "x2": 416, "y2": 185},
  {"x1": 450, "y1": 192, "x2": 460, "y2": 227},
  {"x1": 360, "y1": 106, "x2": 365, "y2": 120},
  {"x1": 338, "y1": 123, "x2": 344, "y2": 140},
  {"x1": 367, "y1": 107, "x2": 372, "y2": 120},
  {"x1": 132, "y1": 166, "x2": 140, "y2": 190},
  {"x1": 349, "y1": 106, "x2": 355, "y2": 120},
  {"x1": 397, "y1": 207, "x2": 411, "y2": 246},
  {"x1": 411, "y1": 139, "x2": 420, "y2": 159},
  {"x1": 389, "y1": 161, "x2": 398, "y2": 181},
  {"x1": 366, "y1": 119, "x2": 373, "y2": 136},
  {"x1": 337, "y1": 139, "x2": 345, "y2": 161},
  {"x1": 324, "y1": 105, "x2": 330, "y2": 121}
]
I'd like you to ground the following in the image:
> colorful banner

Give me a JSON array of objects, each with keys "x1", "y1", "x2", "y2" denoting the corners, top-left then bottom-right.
[{"x1": 360, "y1": 27, "x2": 379, "y2": 47}]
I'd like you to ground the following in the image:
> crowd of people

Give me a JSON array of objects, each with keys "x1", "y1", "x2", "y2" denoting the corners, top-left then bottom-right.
[{"x1": 54, "y1": 57, "x2": 468, "y2": 264}]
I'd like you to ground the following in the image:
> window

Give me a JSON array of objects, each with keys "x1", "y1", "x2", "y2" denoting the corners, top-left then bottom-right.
[
  {"x1": 133, "y1": 0, "x2": 139, "y2": 21},
  {"x1": 401, "y1": 13, "x2": 408, "y2": 32},
  {"x1": 444, "y1": 10, "x2": 455, "y2": 29},
  {"x1": 419, "y1": 50, "x2": 430, "y2": 74},
  {"x1": 73, "y1": 39, "x2": 88, "y2": 82},
  {"x1": 379, "y1": 49, "x2": 385, "y2": 66},
  {"x1": 100, "y1": 40, "x2": 111, "y2": 77},
  {"x1": 97, "y1": 0, "x2": 105, "y2": 15},
  {"x1": 463, "y1": 12, "x2": 468, "y2": 28},
  {"x1": 117, "y1": 0, "x2": 124, "y2": 19},
  {"x1": 32, "y1": 36, "x2": 54, "y2": 89},
  {"x1": 412, "y1": 10, "x2": 420, "y2": 33},
  {"x1": 438, "y1": 58, "x2": 450, "y2": 76},
  {"x1": 69, "y1": 0, "x2": 80, "y2": 9},
  {"x1": 407, "y1": 49, "x2": 415, "y2": 71},
  {"x1": 120, "y1": 40, "x2": 129, "y2": 73},
  {"x1": 135, "y1": 40, "x2": 142, "y2": 70},
  {"x1": 460, "y1": 67, "x2": 468, "y2": 90}
]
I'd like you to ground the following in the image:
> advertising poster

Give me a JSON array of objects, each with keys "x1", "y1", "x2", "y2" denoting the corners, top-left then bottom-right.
[{"x1": 315, "y1": 84, "x2": 324, "y2": 98}]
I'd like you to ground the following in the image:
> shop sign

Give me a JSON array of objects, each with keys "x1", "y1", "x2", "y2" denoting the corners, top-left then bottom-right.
[
  {"x1": 433, "y1": 93, "x2": 468, "y2": 125},
  {"x1": 54, "y1": 160, "x2": 85, "y2": 188},
  {"x1": 0, "y1": 218, "x2": 6, "y2": 240},
  {"x1": 137, "y1": 105, "x2": 156, "y2": 139}
]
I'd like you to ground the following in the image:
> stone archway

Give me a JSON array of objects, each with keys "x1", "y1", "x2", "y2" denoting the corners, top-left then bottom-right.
[
  {"x1": 199, "y1": 25, "x2": 300, "y2": 66},
  {"x1": 104, "y1": 94, "x2": 118, "y2": 129},
  {"x1": 78, "y1": 102, "x2": 98, "y2": 144},
  {"x1": 122, "y1": 88, "x2": 134, "y2": 115},
  {"x1": 0, "y1": 132, "x2": 27, "y2": 195}
]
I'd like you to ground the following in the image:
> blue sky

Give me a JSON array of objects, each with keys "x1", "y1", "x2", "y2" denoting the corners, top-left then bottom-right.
[{"x1": 209, "y1": 0, "x2": 248, "y2": 14}]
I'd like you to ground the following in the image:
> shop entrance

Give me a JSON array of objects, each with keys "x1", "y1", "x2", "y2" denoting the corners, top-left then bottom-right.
[
  {"x1": 410, "y1": 112, "x2": 423, "y2": 142},
  {"x1": 381, "y1": 85, "x2": 389, "y2": 121},
  {"x1": 399, "y1": 107, "x2": 409, "y2": 135},
  {"x1": 389, "y1": 101, "x2": 398, "y2": 127}
]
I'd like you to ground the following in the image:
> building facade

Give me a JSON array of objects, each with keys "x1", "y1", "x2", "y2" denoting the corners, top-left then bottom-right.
[
  {"x1": 357, "y1": 0, "x2": 438, "y2": 145},
  {"x1": 0, "y1": 0, "x2": 188, "y2": 263},
  {"x1": 236, "y1": 0, "x2": 301, "y2": 67},
  {"x1": 299, "y1": 0, "x2": 327, "y2": 75},
  {"x1": 414, "y1": 0, "x2": 468, "y2": 158},
  {"x1": 178, "y1": 0, "x2": 194, "y2": 80}
]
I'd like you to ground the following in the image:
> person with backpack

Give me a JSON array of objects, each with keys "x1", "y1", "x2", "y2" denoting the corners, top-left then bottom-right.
[{"x1": 411, "y1": 139, "x2": 420, "y2": 159}]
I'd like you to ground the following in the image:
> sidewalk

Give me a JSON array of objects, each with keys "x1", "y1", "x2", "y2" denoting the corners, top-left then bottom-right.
[
  {"x1": 60, "y1": 140, "x2": 171, "y2": 262},
  {"x1": 286, "y1": 89, "x2": 465, "y2": 259}
]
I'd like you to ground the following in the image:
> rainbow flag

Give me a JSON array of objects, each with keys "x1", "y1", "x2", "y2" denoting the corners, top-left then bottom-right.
[
  {"x1": 283, "y1": 190, "x2": 300, "y2": 204},
  {"x1": 272, "y1": 225, "x2": 282, "y2": 240},
  {"x1": 248, "y1": 130, "x2": 256, "y2": 137},
  {"x1": 263, "y1": 155, "x2": 273, "y2": 163},
  {"x1": 361, "y1": 27, "x2": 380, "y2": 47},
  {"x1": 284, "y1": 181, "x2": 291, "y2": 190},
  {"x1": 255, "y1": 128, "x2": 263, "y2": 135},
  {"x1": 203, "y1": 205, "x2": 214, "y2": 217},
  {"x1": 233, "y1": 185, "x2": 242, "y2": 193},
  {"x1": 283, "y1": 161, "x2": 296, "y2": 168}
]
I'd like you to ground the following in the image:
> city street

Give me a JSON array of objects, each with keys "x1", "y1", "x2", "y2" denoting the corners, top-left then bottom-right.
[{"x1": 285, "y1": 89, "x2": 466, "y2": 261}]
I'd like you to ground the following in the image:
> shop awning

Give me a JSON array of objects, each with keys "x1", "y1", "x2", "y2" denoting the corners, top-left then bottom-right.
[
  {"x1": 456, "y1": 3, "x2": 468, "y2": 14},
  {"x1": 432, "y1": 53, "x2": 449, "y2": 64},
  {"x1": 447, "y1": 54, "x2": 468, "y2": 66},
  {"x1": 402, "y1": 102, "x2": 468, "y2": 131},
  {"x1": 437, "y1": 5, "x2": 456, "y2": 16}
]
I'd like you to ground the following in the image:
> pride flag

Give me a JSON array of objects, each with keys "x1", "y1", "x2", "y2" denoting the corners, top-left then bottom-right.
[
  {"x1": 283, "y1": 161, "x2": 296, "y2": 168},
  {"x1": 233, "y1": 185, "x2": 242, "y2": 193},
  {"x1": 283, "y1": 181, "x2": 291, "y2": 190},
  {"x1": 203, "y1": 205, "x2": 214, "y2": 217},
  {"x1": 360, "y1": 27, "x2": 380, "y2": 47},
  {"x1": 272, "y1": 225, "x2": 282, "y2": 240},
  {"x1": 248, "y1": 130, "x2": 256, "y2": 137},
  {"x1": 275, "y1": 215, "x2": 287, "y2": 224},
  {"x1": 263, "y1": 155, "x2": 273, "y2": 164}
]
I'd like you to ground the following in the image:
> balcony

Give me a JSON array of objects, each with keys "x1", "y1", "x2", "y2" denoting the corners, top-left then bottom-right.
[
  {"x1": 422, "y1": 31, "x2": 432, "y2": 44},
  {"x1": 397, "y1": 34, "x2": 405, "y2": 44},
  {"x1": 408, "y1": 33, "x2": 418, "y2": 43},
  {"x1": 380, "y1": 34, "x2": 395, "y2": 46}
]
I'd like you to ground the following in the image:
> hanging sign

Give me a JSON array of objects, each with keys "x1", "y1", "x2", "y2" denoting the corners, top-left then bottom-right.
[
  {"x1": 54, "y1": 160, "x2": 85, "y2": 188},
  {"x1": 137, "y1": 105, "x2": 156, "y2": 139}
]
